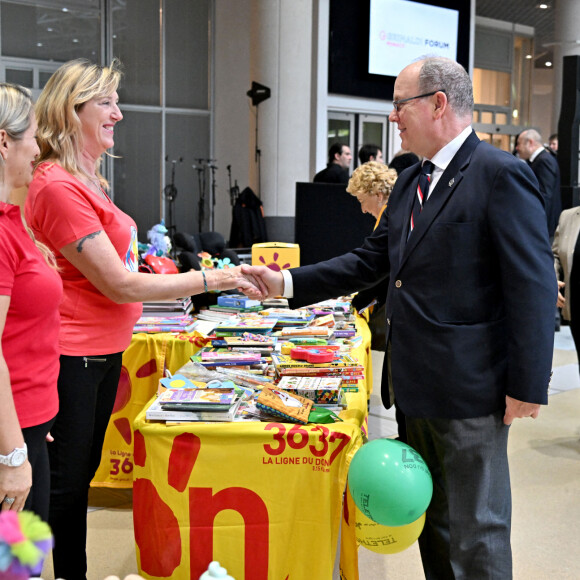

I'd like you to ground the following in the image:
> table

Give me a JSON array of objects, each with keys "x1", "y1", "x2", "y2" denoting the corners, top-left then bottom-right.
[
  {"x1": 131, "y1": 316, "x2": 372, "y2": 580},
  {"x1": 91, "y1": 331, "x2": 206, "y2": 488}
]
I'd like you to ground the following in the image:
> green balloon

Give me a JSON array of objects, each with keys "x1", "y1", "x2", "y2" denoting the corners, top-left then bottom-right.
[{"x1": 348, "y1": 438, "x2": 433, "y2": 527}]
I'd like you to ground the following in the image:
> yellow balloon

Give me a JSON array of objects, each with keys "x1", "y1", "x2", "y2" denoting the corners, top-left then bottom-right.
[{"x1": 355, "y1": 508, "x2": 426, "y2": 554}]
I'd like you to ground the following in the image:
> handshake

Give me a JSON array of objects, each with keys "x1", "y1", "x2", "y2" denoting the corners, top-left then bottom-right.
[{"x1": 224, "y1": 265, "x2": 285, "y2": 301}]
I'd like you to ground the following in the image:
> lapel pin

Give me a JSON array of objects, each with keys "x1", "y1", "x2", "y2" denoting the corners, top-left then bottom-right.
[{"x1": 448, "y1": 178, "x2": 455, "y2": 187}]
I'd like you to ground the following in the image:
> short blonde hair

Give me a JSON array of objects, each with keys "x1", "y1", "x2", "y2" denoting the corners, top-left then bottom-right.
[
  {"x1": 35, "y1": 58, "x2": 123, "y2": 188},
  {"x1": 347, "y1": 161, "x2": 398, "y2": 201},
  {"x1": 0, "y1": 83, "x2": 57, "y2": 269}
]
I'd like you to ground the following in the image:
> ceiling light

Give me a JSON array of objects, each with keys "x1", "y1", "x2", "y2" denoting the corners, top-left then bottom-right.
[
  {"x1": 538, "y1": 3, "x2": 549, "y2": 8},
  {"x1": 525, "y1": 54, "x2": 533, "y2": 59},
  {"x1": 36, "y1": 43, "x2": 42, "y2": 47},
  {"x1": 545, "y1": 61, "x2": 552, "y2": 67},
  {"x1": 72, "y1": 38, "x2": 79, "y2": 43}
]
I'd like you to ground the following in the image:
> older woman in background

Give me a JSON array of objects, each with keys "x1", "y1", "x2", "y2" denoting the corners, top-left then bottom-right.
[
  {"x1": 346, "y1": 161, "x2": 409, "y2": 441},
  {"x1": 0, "y1": 84, "x2": 62, "y2": 521},
  {"x1": 25, "y1": 59, "x2": 261, "y2": 580},
  {"x1": 347, "y1": 160, "x2": 397, "y2": 223}
]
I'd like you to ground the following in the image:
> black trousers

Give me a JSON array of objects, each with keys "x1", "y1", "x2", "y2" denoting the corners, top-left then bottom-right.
[
  {"x1": 23, "y1": 417, "x2": 55, "y2": 522},
  {"x1": 49, "y1": 353, "x2": 123, "y2": 580},
  {"x1": 406, "y1": 411, "x2": 512, "y2": 580}
]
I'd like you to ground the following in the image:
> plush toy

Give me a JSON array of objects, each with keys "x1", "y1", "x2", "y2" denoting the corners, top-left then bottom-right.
[
  {"x1": 145, "y1": 221, "x2": 172, "y2": 257},
  {"x1": 0, "y1": 510, "x2": 53, "y2": 580}
]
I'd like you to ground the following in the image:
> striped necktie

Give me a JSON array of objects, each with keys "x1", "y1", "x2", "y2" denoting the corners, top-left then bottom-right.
[{"x1": 409, "y1": 161, "x2": 434, "y2": 235}]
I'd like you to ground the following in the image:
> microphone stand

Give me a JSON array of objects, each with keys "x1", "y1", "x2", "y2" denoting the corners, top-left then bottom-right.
[
  {"x1": 163, "y1": 156, "x2": 182, "y2": 255},
  {"x1": 194, "y1": 159, "x2": 207, "y2": 232},
  {"x1": 207, "y1": 160, "x2": 218, "y2": 232},
  {"x1": 227, "y1": 164, "x2": 240, "y2": 207}
]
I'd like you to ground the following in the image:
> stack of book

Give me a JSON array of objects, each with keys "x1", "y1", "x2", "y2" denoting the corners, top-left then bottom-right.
[
  {"x1": 214, "y1": 316, "x2": 278, "y2": 336},
  {"x1": 208, "y1": 294, "x2": 264, "y2": 315},
  {"x1": 146, "y1": 386, "x2": 242, "y2": 422},
  {"x1": 141, "y1": 297, "x2": 193, "y2": 317},
  {"x1": 210, "y1": 335, "x2": 277, "y2": 355},
  {"x1": 277, "y1": 376, "x2": 342, "y2": 405},
  {"x1": 133, "y1": 314, "x2": 197, "y2": 333},
  {"x1": 270, "y1": 352, "x2": 364, "y2": 392},
  {"x1": 190, "y1": 348, "x2": 269, "y2": 368}
]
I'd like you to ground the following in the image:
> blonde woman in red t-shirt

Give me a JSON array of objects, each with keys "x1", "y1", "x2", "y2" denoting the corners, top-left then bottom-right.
[
  {"x1": 0, "y1": 84, "x2": 63, "y2": 522},
  {"x1": 24, "y1": 59, "x2": 264, "y2": 580}
]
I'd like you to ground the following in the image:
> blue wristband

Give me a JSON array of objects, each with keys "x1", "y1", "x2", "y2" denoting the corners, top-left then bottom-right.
[{"x1": 202, "y1": 270, "x2": 208, "y2": 293}]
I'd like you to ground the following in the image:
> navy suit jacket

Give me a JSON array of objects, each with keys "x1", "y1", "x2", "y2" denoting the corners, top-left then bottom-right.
[
  {"x1": 529, "y1": 148, "x2": 561, "y2": 237},
  {"x1": 289, "y1": 132, "x2": 556, "y2": 419}
]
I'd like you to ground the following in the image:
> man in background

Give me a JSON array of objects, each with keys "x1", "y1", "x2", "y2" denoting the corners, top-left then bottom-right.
[
  {"x1": 313, "y1": 143, "x2": 352, "y2": 184},
  {"x1": 548, "y1": 133, "x2": 558, "y2": 154},
  {"x1": 358, "y1": 143, "x2": 383, "y2": 165},
  {"x1": 388, "y1": 149, "x2": 420, "y2": 175},
  {"x1": 517, "y1": 129, "x2": 562, "y2": 238}
]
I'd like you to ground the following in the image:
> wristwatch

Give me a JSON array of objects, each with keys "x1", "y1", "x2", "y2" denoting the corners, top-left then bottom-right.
[{"x1": 0, "y1": 444, "x2": 27, "y2": 467}]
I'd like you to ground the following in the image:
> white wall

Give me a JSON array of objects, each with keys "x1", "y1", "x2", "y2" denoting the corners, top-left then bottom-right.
[{"x1": 214, "y1": 0, "x2": 314, "y2": 242}]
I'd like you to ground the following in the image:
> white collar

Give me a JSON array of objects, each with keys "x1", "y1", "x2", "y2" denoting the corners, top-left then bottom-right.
[
  {"x1": 529, "y1": 146, "x2": 545, "y2": 163},
  {"x1": 428, "y1": 125, "x2": 472, "y2": 172}
]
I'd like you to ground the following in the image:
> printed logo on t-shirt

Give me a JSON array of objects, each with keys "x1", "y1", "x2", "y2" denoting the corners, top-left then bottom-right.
[{"x1": 125, "y1": 226, "x2": 139, "y2": 272}]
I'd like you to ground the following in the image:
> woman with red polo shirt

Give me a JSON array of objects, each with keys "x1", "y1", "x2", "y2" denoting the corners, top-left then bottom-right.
[
  {"x1": 25, "y1": 59, "x2": 263, "y2": 580},
  {"x1": 0, "y1": 83, "x2": 62, "y2": 520}
]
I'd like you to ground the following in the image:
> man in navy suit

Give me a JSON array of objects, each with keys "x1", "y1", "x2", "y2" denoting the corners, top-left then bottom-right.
[
  {"x1": 516, "y1": 128, "x2": 562, "y2": 238},
  {"x1": 244, "y1": 57, "x2": 556, "y2": 579}
]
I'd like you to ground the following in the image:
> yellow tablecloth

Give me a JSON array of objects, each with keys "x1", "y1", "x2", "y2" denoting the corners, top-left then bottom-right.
[
  {"x1": 91, "y1": 331, "x2": 207, "y2": 488},
  {"x1": 132, "y1": 316, "x2": 372, "y2": 580}
]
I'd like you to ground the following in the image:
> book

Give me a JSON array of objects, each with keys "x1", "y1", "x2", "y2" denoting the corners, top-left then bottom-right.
[
  {"x1": 134, "y1": 314, "x2": 197, "y2": 333},
  {"x1": 142, "y1": 297, "x2": 193, "y2": 317},
  {"x1": 217, "y1": 294, "x2": 262, "y2": 309},
  {"x1": 158, "y1": 387, "x2": 237, "y2": 411},
  {"x1": 277, "y1": 376, "x2": 342, "y2": 404},
  {"x1": 146, "y1": 396, "x2": 242, "y2": 422},
  {"x1": 256, "y1": 387, "x2": 313, "y2": 424},
  {"x1": 215, "y1": 317, "x2": 278, "y2": 336},
  {"x1": 190, "y1": 349, "x2": 266, "y2": 367},
  {"x1": 212, "y1": 334, "x2": 276, "y2": 347},
  {"x1": 279, "y1": 327, "x2": 331, "y2": 338},
  {"x1": 209, "y1": 304, "x2": 264, "y2": 313},
  {"x1": 271, "y1": 352, "x2": 362, "y2": 370}
]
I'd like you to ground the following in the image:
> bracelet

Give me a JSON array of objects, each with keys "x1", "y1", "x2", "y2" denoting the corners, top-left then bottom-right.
[{"x1": 202, "y1": 270, "x2": 208, "y2": 293}]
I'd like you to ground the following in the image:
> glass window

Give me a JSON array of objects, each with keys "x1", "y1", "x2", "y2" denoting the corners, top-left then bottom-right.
[
  {"x1": 5, "y1": 67, "x2": 32, "y2": 86},
  {"x1": 473, "y1": 68, "x2": 511, "y2": 107},
  {"x1": 1, "y1": 2, "x2": 100, "y2": 62},
  {"x1": 165, "y1": 113, "x2": 211, "y2": 234},
  {"x1": 112, "y1": 0, "x2": 161, "y2": 106},
  {"x1": 165, "y1": 0, "x2": 210, "y2": 109},
  {"x1": 362, "y1": 122, "x2": 383, "y2": 150},
  {"x1": 113, "y1": 110, "x2": 162, "y2": 240}
]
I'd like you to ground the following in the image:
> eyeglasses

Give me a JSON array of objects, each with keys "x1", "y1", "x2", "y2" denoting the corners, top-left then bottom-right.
[{"x1": 392, "y1": 90, "x2": 445, "y2": 113}]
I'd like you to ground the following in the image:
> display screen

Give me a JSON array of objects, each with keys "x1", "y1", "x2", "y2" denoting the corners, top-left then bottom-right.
[
  {"x1": 328, "y1": 0, "x2": 470, "y2": 101},
  {"x1": 368, "y1": 0, "x2": 459, "y2": 77}
]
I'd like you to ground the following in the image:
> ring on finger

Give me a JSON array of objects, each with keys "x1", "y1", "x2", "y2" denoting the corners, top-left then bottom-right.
[{"x1": 2, "y1": 497, "x2": 15, "y2": 506}]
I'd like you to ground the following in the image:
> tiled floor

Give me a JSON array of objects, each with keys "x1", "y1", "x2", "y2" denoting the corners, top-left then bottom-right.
[{"x1": 40, "y1": 327, "x2": 580, "y2": 579}]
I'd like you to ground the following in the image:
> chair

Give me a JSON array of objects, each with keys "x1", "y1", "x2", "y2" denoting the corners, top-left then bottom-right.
[{"x1": 173, "y1": 231, "x2": 241, "y2": 272}]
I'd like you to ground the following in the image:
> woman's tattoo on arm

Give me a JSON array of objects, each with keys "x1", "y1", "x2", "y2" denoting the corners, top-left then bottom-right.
[{"x1": 76, "y1": 230, "x2": 102, "y2": 253}]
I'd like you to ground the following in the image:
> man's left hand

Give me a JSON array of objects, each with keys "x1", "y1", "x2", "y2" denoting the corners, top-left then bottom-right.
[{"x1": 503, "y1": 395, "x2": 541, "y2": 425}]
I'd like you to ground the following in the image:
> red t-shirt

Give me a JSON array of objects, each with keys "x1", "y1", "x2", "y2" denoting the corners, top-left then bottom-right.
[
  {"x1": 0, "y1": 202, "x2": 62, "y2": 428},
  {"x1": 25, "y1": 163, "x2": 143, "y2": 356}
]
